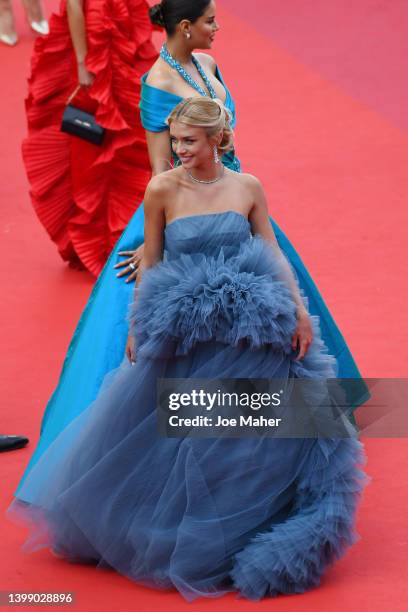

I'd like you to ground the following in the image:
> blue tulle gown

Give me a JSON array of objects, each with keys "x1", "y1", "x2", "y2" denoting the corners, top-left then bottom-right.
[
  {"x1": 9, "y1": 211, "x2": 367, "y2": 601},
  {"x1": 15, "y1": 67, "x2": 367, "y2": 499}
]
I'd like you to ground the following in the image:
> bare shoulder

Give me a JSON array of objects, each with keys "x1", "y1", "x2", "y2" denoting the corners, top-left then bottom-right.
[
  {"x1": 145, "y1": 170, "x2": 178, "y2": 203},
  {"x1": 194, "y1": 52, "x2": 217, "y2": 74},
  {"x1": 236, "y1": 172, "x2": 264, "y2": 193},
  {"x1": 147, "y1": 169, "x2": 179, "y2": 192},
  {"x1": 145, "y1": 58, "x2": 174, "y2": 91}
]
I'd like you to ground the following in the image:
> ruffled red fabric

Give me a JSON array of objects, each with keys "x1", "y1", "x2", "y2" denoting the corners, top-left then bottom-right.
[{"x1": 22, "y1": 0, "x2": 158, "y2": 275}]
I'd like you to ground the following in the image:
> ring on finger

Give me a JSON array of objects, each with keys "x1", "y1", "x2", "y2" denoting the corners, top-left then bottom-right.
[{"x1": 129, "y1": 262, "x2": 136, "y2": 271}]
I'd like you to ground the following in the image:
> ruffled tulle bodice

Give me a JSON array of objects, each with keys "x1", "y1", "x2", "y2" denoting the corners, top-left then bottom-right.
[
  {"x1": 133, "y1": 212, "x2": 297, "y2": 359},
  {"x1": 131, "y1": 212, "x2": 335, "y2": 382}
]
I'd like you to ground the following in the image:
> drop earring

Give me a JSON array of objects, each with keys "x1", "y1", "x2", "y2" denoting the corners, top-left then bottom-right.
[
  {"x1": 185, "y1": 31, "x2": 191, "y2": 39},
  {"x1": 213, "y1": 146, "x2": 220, "y2": 164}
]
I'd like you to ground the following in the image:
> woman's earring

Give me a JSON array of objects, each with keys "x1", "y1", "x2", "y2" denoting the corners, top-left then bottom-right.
[
  {"x1": 185, "y1": 32, "x2": 191, "y2": 39},
  {"x1": 213, "y1": 146, "x2": 220, "y2": 164}
]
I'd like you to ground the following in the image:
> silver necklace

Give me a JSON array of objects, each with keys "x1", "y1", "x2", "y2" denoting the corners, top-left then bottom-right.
[
  {"x1": 186, "y1": 166, "x2": 225, "y2": 184},
  {"x1": 160, "y1": 44, "x2": 217, "y2": 99}
]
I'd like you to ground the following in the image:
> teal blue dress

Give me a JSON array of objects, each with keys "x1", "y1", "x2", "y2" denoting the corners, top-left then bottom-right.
[{"x1": 15, "y1": 68, "x2": 367, "y2": 500}]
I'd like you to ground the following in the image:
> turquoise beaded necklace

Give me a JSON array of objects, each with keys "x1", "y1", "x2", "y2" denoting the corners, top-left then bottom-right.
[{"x1": 160, "y1": 43, "x2": 218, "y2": 99}]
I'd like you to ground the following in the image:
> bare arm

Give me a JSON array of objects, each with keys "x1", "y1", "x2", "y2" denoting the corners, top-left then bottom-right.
[
  {"x1": 135, "y1": 178, "x2": 166, "y2": 282},
  {"x1": 66, "y1": 0, "x2": 94, "y2": 86},
  {"x1": 67, "y1": 0, "x2": 86, "y2": 62},
  {"x1": 143, "y1": 66, "x2": 175, "y2": 175},
  {"x1": 116, "y1": 65, "x2": 177, "y2": 278},
  {"x1": 125, "y1": 177, "x2": 167, "y2": 362},
  {"x1": 247, "y1": 176, "x2": 313, "y2": 359},
  {"x1": 146, "y1": 130, "x2": 173, "y2": 176},
  {"x1": 115, "y1": 130, "x2": 172, "y2": 279}
]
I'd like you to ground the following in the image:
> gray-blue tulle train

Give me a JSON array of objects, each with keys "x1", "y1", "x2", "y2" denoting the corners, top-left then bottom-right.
[{"x1": 8, "y1": 211, "x2": 368, "y2": 601}]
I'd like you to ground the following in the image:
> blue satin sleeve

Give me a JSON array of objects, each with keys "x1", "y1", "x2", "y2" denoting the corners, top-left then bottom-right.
[
  {"x1": 139, "y1": 67, "x2": 237, "y2": 132},
  {"x1": 140, "y1": 77, "x2": 180, "y2": 132}
]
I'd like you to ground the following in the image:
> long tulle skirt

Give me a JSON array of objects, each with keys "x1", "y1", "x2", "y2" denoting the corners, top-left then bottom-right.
[{"x1": 9, "y1": 338, "x2": 367, "y2": 601}]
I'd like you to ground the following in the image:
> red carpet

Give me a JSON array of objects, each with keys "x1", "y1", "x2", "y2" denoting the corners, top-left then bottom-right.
[{"x1": 1, "y1": 1, "x2": 407, "y2": 610}]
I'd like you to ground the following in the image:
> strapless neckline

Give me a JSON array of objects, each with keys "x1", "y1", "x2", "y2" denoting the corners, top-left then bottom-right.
[{"x1": 165, "y1": 210, "x2": 250, "y2": 231}]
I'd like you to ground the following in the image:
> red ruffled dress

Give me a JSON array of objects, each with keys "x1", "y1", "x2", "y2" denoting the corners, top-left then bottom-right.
[{"x1": 22, "y1": 0, "x2": 158, "y2": 276}]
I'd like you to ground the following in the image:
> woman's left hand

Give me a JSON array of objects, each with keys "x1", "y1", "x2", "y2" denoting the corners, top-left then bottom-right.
[
  {"x1": 291, "y1": 308, "x2": 313, "y2": 360},
  {"x1": 77, "y1": 61, "x2": 95, "y2": 87},
  {"x1": 114, "y1": 244, "x2": 144, "y2": 283}
]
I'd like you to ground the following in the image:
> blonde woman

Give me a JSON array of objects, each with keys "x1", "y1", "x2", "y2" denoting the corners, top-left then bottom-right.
[
  {"x1": 16, "y1": 0, "x2": 367, "y2": 498},
  {"x1": 9, "y1": 98, "x2": 367, "y2": 602}
]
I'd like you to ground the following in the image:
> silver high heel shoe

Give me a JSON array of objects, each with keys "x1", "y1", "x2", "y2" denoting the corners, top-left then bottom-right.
[
  {"x1": 0, "y1": 0, "x2": 18, "y2": 46},
  {"x1": 0, "y1": 32, "x2": 17, "y2": 46},
  {"x1": 30, "y1": 19, "x2": 49, "y2": 35},
  {"x1": 21, "y1": 0, "x2": 49, "y2": 36}
]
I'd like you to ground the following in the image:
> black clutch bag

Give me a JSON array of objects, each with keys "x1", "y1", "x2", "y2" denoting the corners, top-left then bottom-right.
[{"x1": 61, "y1": 85, "x2": 105, "y2": 146}]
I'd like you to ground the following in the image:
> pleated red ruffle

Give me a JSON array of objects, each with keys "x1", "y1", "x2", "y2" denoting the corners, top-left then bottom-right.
[{"x1": 22, "y1": 0, "x2": 158, "y2": 275}]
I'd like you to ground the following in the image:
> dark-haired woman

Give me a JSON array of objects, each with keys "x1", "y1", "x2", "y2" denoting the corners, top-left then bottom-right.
[
  {"x1": 22, "y1": 0, "x2": 157, "y2": 275},
  {"x1": 15, "y1": 0, "x2": 368, "y2": 502}
]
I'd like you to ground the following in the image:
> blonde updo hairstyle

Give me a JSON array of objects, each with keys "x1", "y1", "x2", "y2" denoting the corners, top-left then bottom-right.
[{"x1": 166, "y1": 97, "x2": 234, "y2": 156}]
